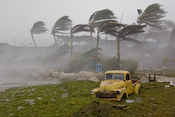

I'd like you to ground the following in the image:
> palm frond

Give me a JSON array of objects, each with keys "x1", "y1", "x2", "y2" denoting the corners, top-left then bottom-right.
[
  {"x1": 137, "y1": 3, "x2": 167, "y2": 28},
  {"x1": 31, "y1": 21, "x2": 48, "y2": 34},
  {"x1": 53, "y1": 31, "x2": 70, "y2": 35},
  {"x1": 120, "y1": 25, "x2": 146, "y2": 37},
  {"x1": 32, "y1": 21, "x2": 45, "y2": 29},
  {"x1": 122, "y1": 38, "x2": 141, "y2": 44},
  {"x1": 98, "y1": 20, "x2": 124, "y2": 38},
  {"x1": 144, "y1": 3, "x2": 165, "y2": 15},
  {"x1": 52, "y1": 16, "x2": 72, "y2": 35},
  {"x1": 101, "y1": 29, "x2": 118, "y2": 37},
  {"x1": 89, "y1": 9, "x2": 116, "y2": 27},
  {"x1": 71, "y1": 24, "x2": 90, "y2": 34},
  {"x1": 31, "y1": 27, "x2": 48, "y2": 34},
  {"x1": 98, "y1": 20, "x2": 120, "y2": 30},
  {"x1": 144, "y1": 21, "x2": 163, "y2": 29},
  {"x1": 89, "y1": 11, "x2": 98, "y2": 23}
]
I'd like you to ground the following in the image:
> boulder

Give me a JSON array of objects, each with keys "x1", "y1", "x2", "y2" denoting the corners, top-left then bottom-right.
[
  {"x1": 68, "y1": 73, "x2": 79, "y2": 79},
  {"x1": 88, "y1": 76, "x2": 99, "y2": 82},
  {"x1": 42, "y1": 71, "x2": 50, "y2": 77},
  {"x1": 49, "y1": 69, "x2": 59, "y2": 74},
  {"x1": 52, "y1": 72, "x2": 60, "y2": 78},
  {"x1": 95, "y1": 72, "x2": 104, "y2": 81},
  {"x1": 46, "y1": 77, "x2": 52, "y2": 80},
  {"x1": 38, "y1": 68, "x2": 50, "y2": 77},
  {"x1": 60, "y1": 71, "x2": 69, "y2": 79},
  {"x1": 79, "y1": 71, "x2": 95, "y2": 79}
]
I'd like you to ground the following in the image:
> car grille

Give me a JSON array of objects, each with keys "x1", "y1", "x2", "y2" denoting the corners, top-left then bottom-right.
[{"x1": 96, "y1": 92, "x2": 117, "y2": 98}]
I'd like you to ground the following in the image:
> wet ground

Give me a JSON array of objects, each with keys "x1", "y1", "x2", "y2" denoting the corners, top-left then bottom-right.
[
  {"x1": 0, "y1": 76, "x2": 174, "y2": 92},
  {"x1": 0, "y1": 77, "x2": 61, "y2": 92}
]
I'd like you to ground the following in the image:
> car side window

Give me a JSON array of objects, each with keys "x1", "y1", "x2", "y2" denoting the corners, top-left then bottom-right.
[{"x1": 126, "y1": 74, "x2": 130, "y2": 80}]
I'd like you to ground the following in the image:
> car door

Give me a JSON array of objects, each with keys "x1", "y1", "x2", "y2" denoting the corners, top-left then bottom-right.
[{"x1": 125, "y1": 74, "x2": 133, "y2": 95}]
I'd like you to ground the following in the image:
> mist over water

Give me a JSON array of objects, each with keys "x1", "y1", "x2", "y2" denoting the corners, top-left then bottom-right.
[{"x1": 0, "y1": 77, "x2": 61, "y2": 92}]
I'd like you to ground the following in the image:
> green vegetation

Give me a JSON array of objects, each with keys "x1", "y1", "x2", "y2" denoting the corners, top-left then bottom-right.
[
  {"x1": 65, "y1": 48, "x2": 102, "y2": 72},
  {"x1": 0, "y1": 80, "x2": 174, "y2": 117},
  {"x1": 99, "y1": 58, "x2": 138, "y2": 74}
]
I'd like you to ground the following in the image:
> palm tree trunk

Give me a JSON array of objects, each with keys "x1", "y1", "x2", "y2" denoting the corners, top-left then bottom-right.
[
  {"x1": 90, "y1": 31, "x2": 92, "y2": 48},
  {"x1": 31, "y1": 34, "x2": 37, "y2": 47},
  {"x1": 53, "y1": 35, "x2": 57, "y2": 43},
  {"x1": 71, "y1": 35, "x2": 73, "y2": 56},
  {"x1": 96, "y1": 33, "x2": 99, "y2": 49},
  {"x1": 117, "y1": 39, "x2": 120, "y2": 69}
]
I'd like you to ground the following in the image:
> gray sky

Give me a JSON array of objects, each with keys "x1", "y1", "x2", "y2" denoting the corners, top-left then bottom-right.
[{"x1": 0, "y1": 0, "x2": 174, "y2": 46}]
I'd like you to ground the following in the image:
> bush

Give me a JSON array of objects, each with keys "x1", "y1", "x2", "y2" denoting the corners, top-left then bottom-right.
[
  {"x1": 65, "y1": 48, "x2": 102, "y2": 72},
  {"x1": 121, "y1": 59, "x2": 138, "y2": 74},
  {"x1": 99, "y1": 57, "x2": 117, "y2": 72},
  {"x1": 98, "y1": 58, "x2": 138, "y2": 74}
]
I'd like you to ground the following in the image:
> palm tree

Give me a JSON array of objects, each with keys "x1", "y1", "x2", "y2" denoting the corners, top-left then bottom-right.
[
  {"x1": 51, "y1": 16, "x2": 72, "y2": 43},
  {"x1": 137, "y1": 3, "x2": 167, "y2": 29},
  {"x1": 70, "y1": 24, "x2": 90, "y2": 56},
  {"x1": 89, "y1": 9, "x2": 116, "y2": 48},
  {"x1": 98, "y1": 20, "x2": 146, "y2": 68},
  {"x1": 30, "y1": 21, "x2": 48, "y2": 47}
]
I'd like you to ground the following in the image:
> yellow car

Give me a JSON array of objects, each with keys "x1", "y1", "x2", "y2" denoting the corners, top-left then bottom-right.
[{"x1": 91, "y1": 70, "x2": 141, "y2": 101}]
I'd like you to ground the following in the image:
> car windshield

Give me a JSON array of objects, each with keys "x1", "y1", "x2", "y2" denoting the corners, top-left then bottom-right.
[{"x1": 105, "y1": 73, "x2": 124, "y2": 80}]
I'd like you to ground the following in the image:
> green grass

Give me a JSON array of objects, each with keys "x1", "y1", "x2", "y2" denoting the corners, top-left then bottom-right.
[{"x1": 0, "y1": 80, "x2": 174, "y2": 117}]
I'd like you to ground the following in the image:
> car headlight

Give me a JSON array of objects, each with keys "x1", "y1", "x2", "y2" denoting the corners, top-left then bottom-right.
[
  {"x1": 116, "y1": 90, "x2": 120, "y2": 95},
  {"x1": 91, "y1": 90, "x2": 95, "y2": 95}
]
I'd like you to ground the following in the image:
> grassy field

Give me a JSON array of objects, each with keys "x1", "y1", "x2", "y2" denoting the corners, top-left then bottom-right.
[{"x1": 0, "y1": 80, "x2": 174, "y2": 117}]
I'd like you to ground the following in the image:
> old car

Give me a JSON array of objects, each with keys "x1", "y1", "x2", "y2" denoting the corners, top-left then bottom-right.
[{"x1": 91, "y1": 70, "x2": 141, "y2": 101}]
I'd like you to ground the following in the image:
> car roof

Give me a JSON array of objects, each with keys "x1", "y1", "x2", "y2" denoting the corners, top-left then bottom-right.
[{"x1": 104, "y1": 70, "x2": 130, "y2": 74}]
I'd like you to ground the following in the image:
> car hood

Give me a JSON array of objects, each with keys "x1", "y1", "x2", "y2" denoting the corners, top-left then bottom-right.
[{"x1": 100, "y1": 80, "x2": 126, "y2": 92}]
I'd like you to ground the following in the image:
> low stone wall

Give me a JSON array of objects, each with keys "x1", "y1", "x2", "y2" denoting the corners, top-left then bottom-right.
[{"x1": 0, "y1": 66, "x2": 104, "y2": 82}]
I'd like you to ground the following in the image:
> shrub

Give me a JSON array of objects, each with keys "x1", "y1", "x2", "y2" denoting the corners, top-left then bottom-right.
[
  {"x1": 98, "y1": 58, "x2": 138, "y2": 74},
  {"x1": 121, "y1": 59, "x2": 138, "y2": 74},
  {"x1": 65, "y1": 48, "x2": 102, "y2": 72}
]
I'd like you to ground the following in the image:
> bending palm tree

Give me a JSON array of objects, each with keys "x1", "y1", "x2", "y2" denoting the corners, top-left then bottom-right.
[
  {"x1": 137, "y1": 3, "x2": 167, "y2": 29},
  {"x1": 30, "y1": 21, "x2": 48, "y2": 47},
  {"x1": 51, "y1": 16, "x2": 72, "y2": 43},
  {"x1": 70, "y1": 24, "x2": 90, "y2": 56},
  {"x1": 98, "y1": 21, "x2": 146, "y2": 68},
  {"x1": 89, "y1": 9, "x2": 116, "y2": 48}
]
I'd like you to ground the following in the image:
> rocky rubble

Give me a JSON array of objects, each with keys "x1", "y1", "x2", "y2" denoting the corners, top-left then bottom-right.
[{"x1": 0, "y1": 66, "x2": 104, "y2": 82}]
